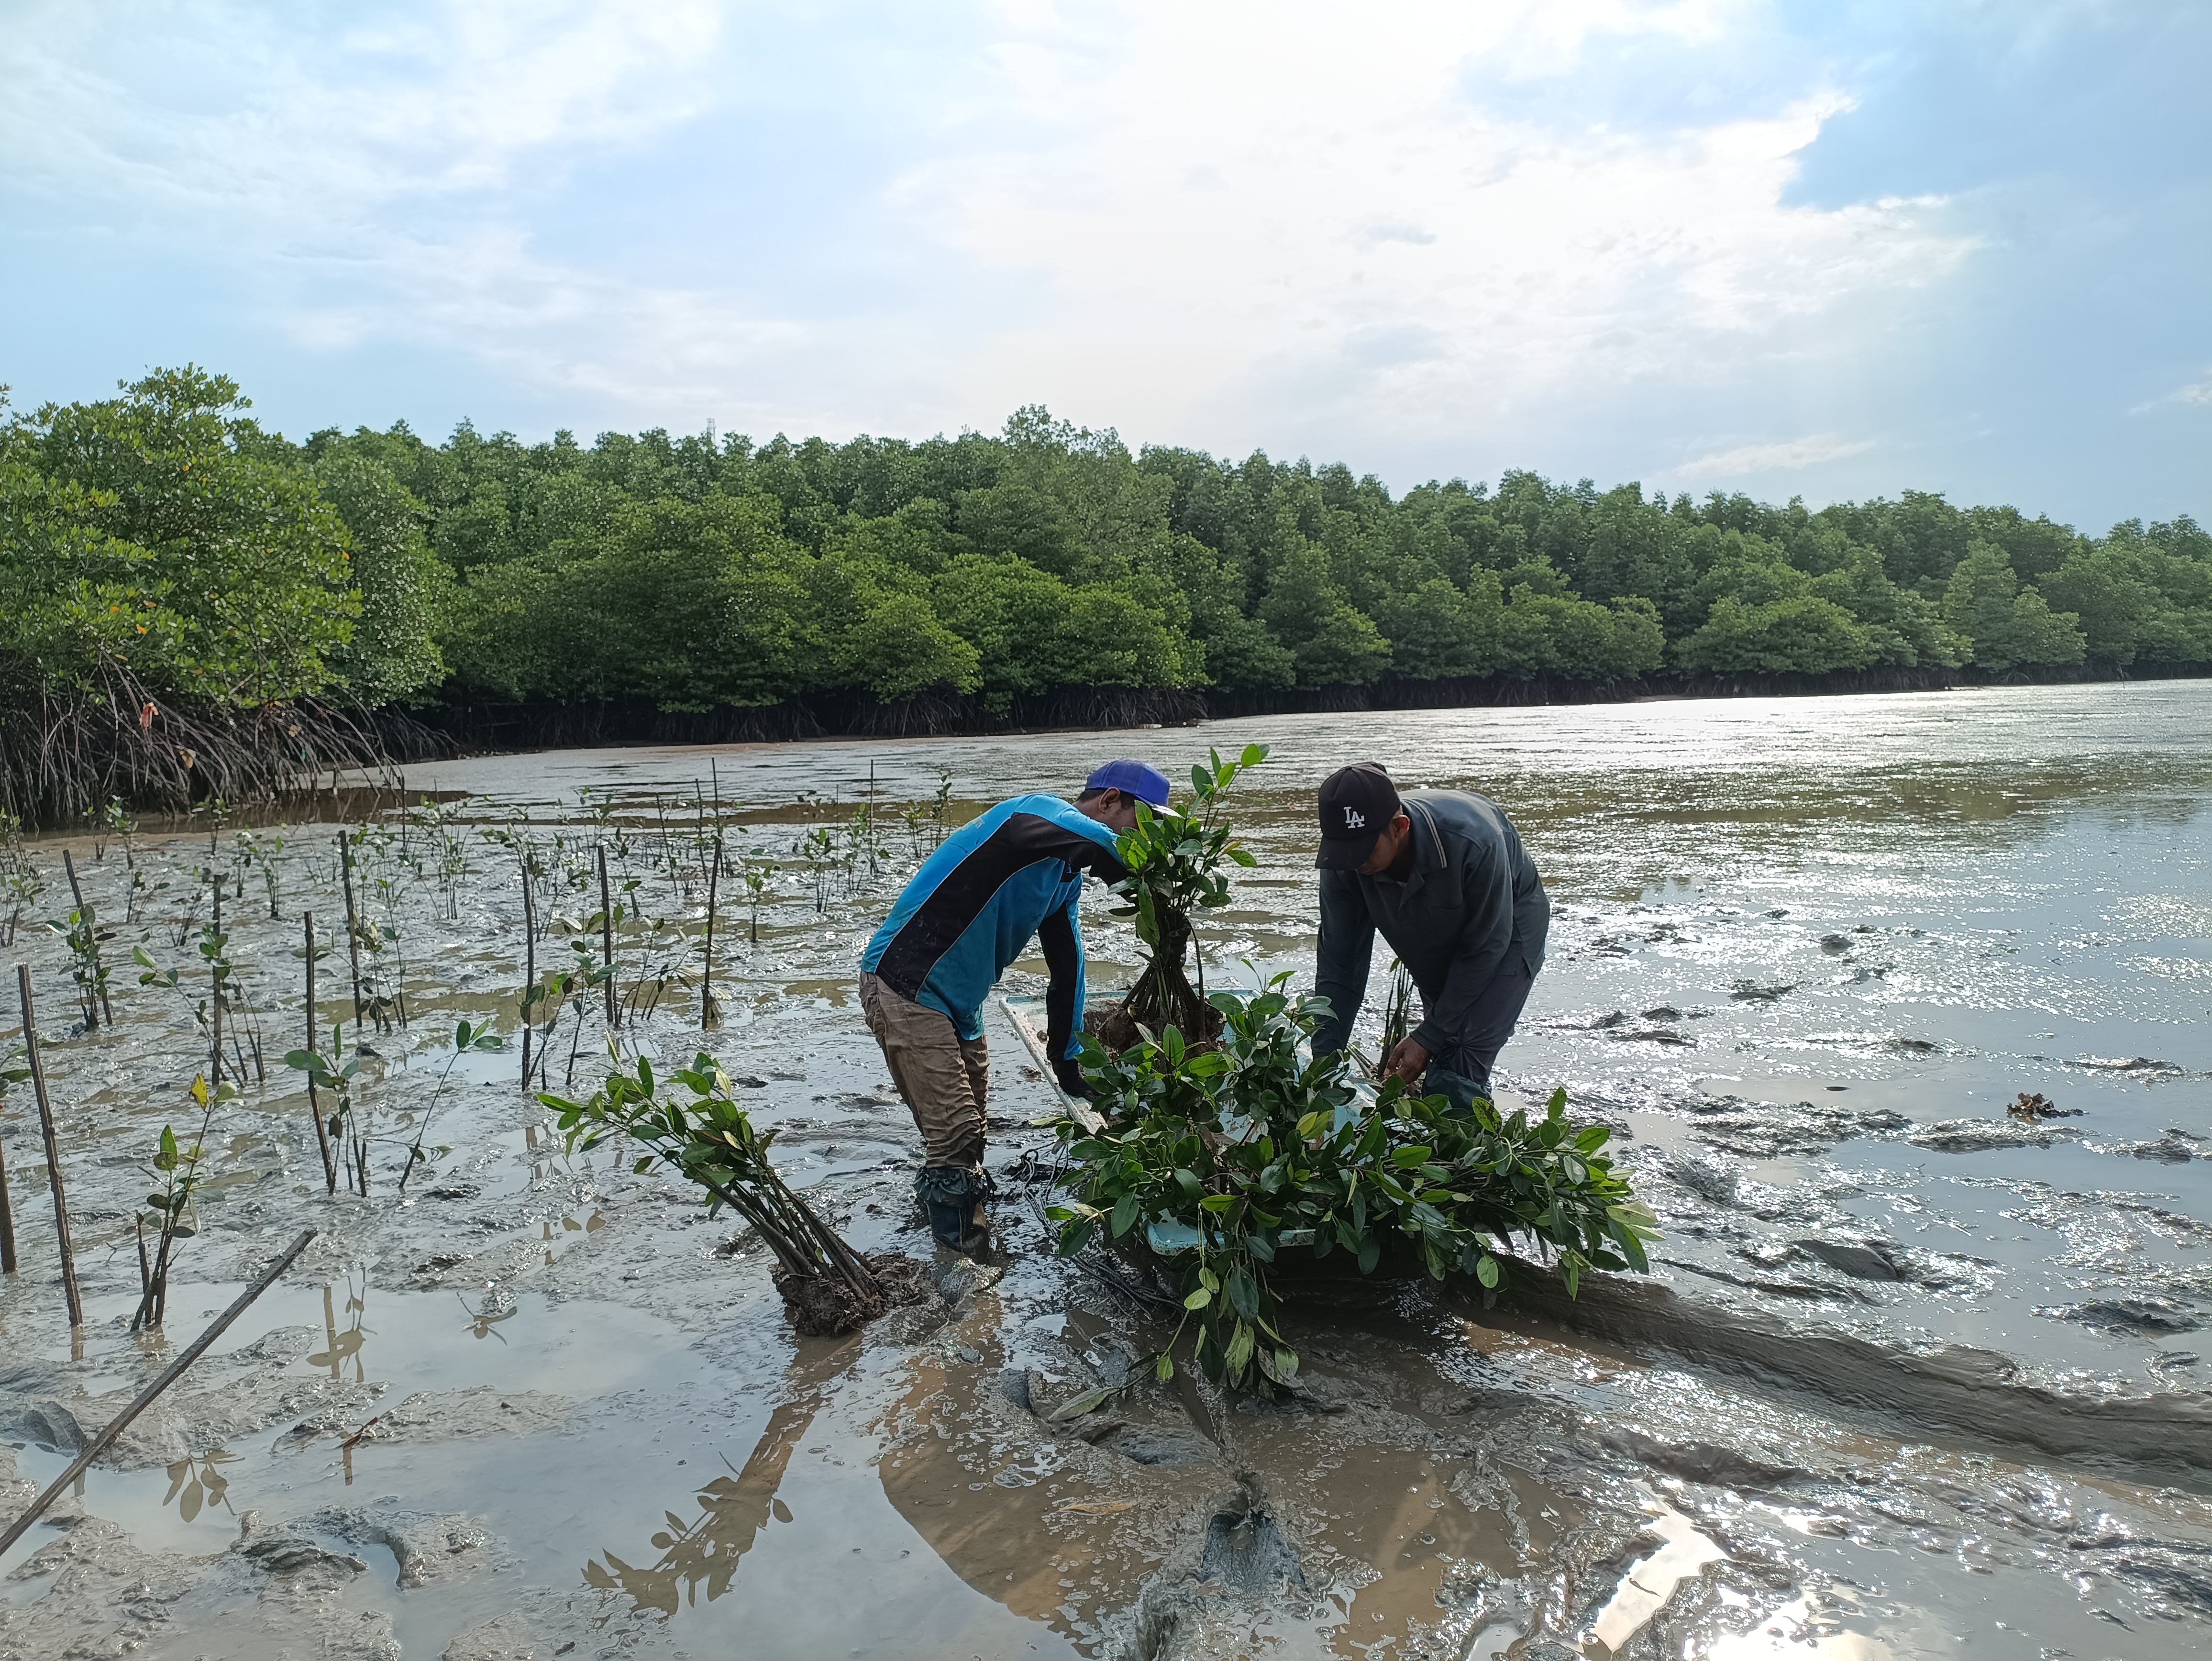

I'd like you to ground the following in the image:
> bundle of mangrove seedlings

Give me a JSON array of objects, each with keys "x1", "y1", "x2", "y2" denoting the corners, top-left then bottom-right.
[
  {"x1": 1049, "y1": 975, "x2": 1659, "y2": 1398},
  {"x1": 546, "y1": 1054, "x2": 929, "y2": 1334},
  {"x1": 1095, "y1": 742, "x2": 1267, "y2": 1051}
]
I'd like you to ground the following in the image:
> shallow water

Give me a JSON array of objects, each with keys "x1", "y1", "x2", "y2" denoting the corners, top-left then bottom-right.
[{"x1": 1, "y1": 680, "x2": 2208, "y2": 1659}]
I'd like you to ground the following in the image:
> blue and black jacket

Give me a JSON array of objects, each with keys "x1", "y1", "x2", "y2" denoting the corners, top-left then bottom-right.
[{"x1": 861, "y1": 794, "x2": 1128, "y2": 1068}]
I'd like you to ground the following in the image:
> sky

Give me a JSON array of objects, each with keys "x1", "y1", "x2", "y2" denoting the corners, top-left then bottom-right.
[{"x1": 1, "y1": 0, "x2": 2205, "y2": 532}]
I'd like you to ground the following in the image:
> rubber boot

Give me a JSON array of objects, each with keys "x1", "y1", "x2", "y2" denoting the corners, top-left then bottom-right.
[{"x1": 915, "y1": 1166, "x2": 990, "y2": 1255}]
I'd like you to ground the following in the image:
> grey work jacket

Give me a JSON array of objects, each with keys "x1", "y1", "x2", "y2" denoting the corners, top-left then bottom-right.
[{"x1": 1310, "y1": 789, "x2": 1548, "y2": 1060}]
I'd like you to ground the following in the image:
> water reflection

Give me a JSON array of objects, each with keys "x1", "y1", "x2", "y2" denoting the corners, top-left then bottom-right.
[
  {"x1": 309, "y1": 1275, "x2": 371, "y2": 1381},
  {"x1": 162, "y1": 1447, "x2": 237, "y2": 1524},
  {"x1": 457, "y1": 1288, "x2": 518, "y2": 1343},
  {"x1": 580, "y1": 1357, "x2": 847, "y2": 1622}
]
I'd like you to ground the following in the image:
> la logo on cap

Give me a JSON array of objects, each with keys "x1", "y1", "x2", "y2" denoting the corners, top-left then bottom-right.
[{"x1": 1343, "y1": 808, "x2": 1365, "y2": 828}]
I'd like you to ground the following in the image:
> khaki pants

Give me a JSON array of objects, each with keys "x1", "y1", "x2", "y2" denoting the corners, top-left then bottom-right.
[{"x1": 859, "y1": 973, "x2": 988, "y2": 1171}]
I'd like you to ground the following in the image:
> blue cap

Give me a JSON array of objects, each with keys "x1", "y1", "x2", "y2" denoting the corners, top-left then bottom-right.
[{"x1": 1085, "y1": 759, "x2": 1171, "y2": 808}]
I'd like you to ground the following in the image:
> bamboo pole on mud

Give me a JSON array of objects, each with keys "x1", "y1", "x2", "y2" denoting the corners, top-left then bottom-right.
[
  {"x1": 303, "y1": 914, "x2": 335, "y2": 1193},
  {"x1": 597, "y1": 845, "x2": 618, "y2": 1028},
  {"x1": 338, "y1": 832, "x2": 365, "y2": 1037},
  {"x1": 17, "y1": 967, "x2": 82, "y2": 1327},
  {"x1": 520, "y1": 865, "x2": 536, "y2": 1087},
  {"x1": 0, "y1": 1227, "x2": 316, "y2": 1562},
  {"x1": 60, "y1": 850, "x2": 105, "y2": 1030},
  {"x1": 701, "y1": 830, "x2": 721, "y2": 1029}
]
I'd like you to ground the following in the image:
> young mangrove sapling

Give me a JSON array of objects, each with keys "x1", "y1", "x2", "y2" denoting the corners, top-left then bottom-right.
[
  {"x1": 1098, "y1": 744, "x2": 1268, "y2": 1050},
  {"x1": 545, "y1": 1054, "x2": 922, "y2": 1335}
]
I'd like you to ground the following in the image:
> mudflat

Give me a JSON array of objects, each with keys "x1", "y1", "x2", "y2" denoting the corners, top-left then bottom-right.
[{"x1": 2, "y1": 679, "x2": 2208, "y2": 1659}]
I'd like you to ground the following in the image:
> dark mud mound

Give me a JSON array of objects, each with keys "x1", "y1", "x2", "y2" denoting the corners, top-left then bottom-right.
[{"x1": 774, "y1": 1253, "x2": 934, "y2": 1336}]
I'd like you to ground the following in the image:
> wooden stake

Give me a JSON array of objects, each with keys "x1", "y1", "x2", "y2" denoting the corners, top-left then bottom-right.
[
  {"x1": 60, "y1": 850, "x2": 99, "y2": 1031},
  {"x1": 520, "y1": 866, "x2": 536, "y2": 1087},
  {"x1": 0, "y1": 1227, "x2": 316, "y2": 1561},
  {"x1": 208, "y1": 885, "x2": 223, "y2": 1087},
  {"x1": 304, "y1": 914, "x2": 335, "y2": 1193},
  {"x1": 338, "y1": 832, "x2": 365, "y2": 1036},
  {"x1": 597, "y1": 845, "x2": 618, "y2": 1028},
  {"x1": 0, "y1": 1085, "x2": 17, "y2": 1273},
  {"x1": 17, "y1": 967, "x2": 82, "y2": 1327},
  {"x1": 702, "y1": 830, "x2": 721, "y2": 1029}
]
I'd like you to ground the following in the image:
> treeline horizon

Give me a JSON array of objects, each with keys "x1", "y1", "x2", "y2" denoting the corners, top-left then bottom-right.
[{"x1": 4, "y1": 365, "x2": 2210, "y2": 812}]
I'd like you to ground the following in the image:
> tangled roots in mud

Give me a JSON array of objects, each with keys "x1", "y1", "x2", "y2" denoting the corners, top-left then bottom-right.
[
  {"x1": 774, "y1": 1253, "x2": 934, "y2": 1336},
  {"x1": 0, "y1": 671, "x2": 439, "y2": 826}
]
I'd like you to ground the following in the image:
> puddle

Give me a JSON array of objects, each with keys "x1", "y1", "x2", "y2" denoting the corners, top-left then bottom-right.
[{"x1": 2, "y1": 681, "x2": 2210, "y2": 1656}]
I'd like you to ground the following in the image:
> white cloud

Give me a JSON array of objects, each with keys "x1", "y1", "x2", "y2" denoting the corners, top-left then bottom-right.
[
  {"x1": 0, "y1": 0, "x2": 1990, "y2": 460},
  {"x1": 1664, "y1": 433, "x2": 1875, "y2": 480},
  {"x1": 886, "y1": 1, "x2": 1977, "y2": 451},
  {"x1": 2131, "y1": 371, "x2": 2212, "y2": 413},
  {"x1": 0, "y1": 0, "x2": 722, "y2": 215}
]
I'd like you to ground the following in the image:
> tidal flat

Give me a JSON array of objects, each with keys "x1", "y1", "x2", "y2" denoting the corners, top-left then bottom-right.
[{"x1": 2, "y1": 679, "x2": 2209, "y2": 1660}]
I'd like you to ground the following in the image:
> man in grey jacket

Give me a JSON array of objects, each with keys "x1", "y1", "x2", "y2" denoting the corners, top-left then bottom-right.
[{"x1": 1310, "y1": 761, "x2": 1548, "y2": 1107}]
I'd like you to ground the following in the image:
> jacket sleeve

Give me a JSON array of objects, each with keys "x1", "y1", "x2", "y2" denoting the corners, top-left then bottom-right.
[
  {"x1": 1410, "y1": 837, "x2": 1516, "y2": 1056},
  {"x1": 1310, "y1": 870, "x2": 1374, "y2": 1057},
  {"x1": 1038, "y1": 889, "x2": 1086, "y2": 1066}
]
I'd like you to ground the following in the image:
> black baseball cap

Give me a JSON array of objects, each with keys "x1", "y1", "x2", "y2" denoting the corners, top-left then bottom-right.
[{"x1": 1316, "y1": 762, "x2": 1401, "y2": 870}]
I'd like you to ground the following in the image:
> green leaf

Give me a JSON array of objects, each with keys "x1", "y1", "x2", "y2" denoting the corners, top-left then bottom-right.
[
  {"x1": 1048, "y1": 1385, "x2": 1119, "y2": 1421},
  {"x1": 1225, "y1": 1321, "x2": 1255, "y2": 1374},
  {"x1": 1227, "y1": 1266, "x2": 1260, "y2": 1320},
  {"x1": 1110, "y1": 1193, "x2": 1140, "y2": 1238},
  {"x1": 1154, "y1": 1352, "x2": 1175, "y2": 1383},
  {"x1": 1476, "y1": 1252, "x2": 1500, "y2": 1289},
  {"x1": 1183, "y1": 1287, "x2": 1212, "y2": 1309},
  {"x1": 1357, "y1": 1238, "x2": 1382, "y2": 1275}
]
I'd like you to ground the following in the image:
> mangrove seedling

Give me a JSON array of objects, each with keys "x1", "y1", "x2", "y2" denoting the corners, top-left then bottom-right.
[
  {"x1": 48, "y1": 899, "x2": 116, "y2": 1031},
  {"x1": 134, "y1": 913, "x2": 254, "y2": 1085},
  {"x1": 545, "y1": 1053, "x2": 893, "y2": 1334},
  {"x1": 1099, "y1": 743, "x2": 1267, "y2": 1048},
  {"x1": 1049, "y1": 974, "x2": 1659, "y2": 1399},
  {"x1": 133, "y1": 1072, "x2": 228, "y2": 1331},
  {"x1": 287, "y1": 1022, "x2": 372, "y2": 1194},
  {"x1": 1372, "y1": 957, "x2": 1415, "y2": 1081},
  {"x1": 397, "y1": 1017, "x2": 502, "y2": 1193},
  {"x1": 741, "y1": 858, "x2": 774, "y2": 944}
]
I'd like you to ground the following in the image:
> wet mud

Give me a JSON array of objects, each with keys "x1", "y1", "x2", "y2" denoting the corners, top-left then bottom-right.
[{"x1": 1, "y1": 681, "x2": 2209, "y2": 1657}]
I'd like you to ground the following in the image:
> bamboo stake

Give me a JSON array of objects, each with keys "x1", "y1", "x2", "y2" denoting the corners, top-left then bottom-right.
[
  {"x1": 338, "y1": 832, "x2": 365, "y2": 1036},
  {"x1": 208, "y1": 885, "x2": 224, "y2": 1088},
  {"x1": 17, "y1": 967, "x2": 82, "y2": 1327},
  {"x1": 303, "y1": 914, "x2": 335, "y2": 1193},
  {"x1": 520, "y1": 866, "x2": 536, "y2": 1087},
  {"x1": 0, "y1": 1096, "x2": 17, "y2": 1273},
  {"x1": 597, "y1": 845, "x2": 618, "y2": 1028},
  {"x1": 60, "y1": 851, "x2": 102, "y2": 1030},
  {"x1": 0, "y1": 1227, "x2": 316, "y2": 1562},
  {"x1": 702, "y1": 830, "x2": 720, "y2": 1029}
]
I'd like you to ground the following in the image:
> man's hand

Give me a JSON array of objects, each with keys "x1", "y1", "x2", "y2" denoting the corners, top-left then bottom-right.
[{"x1": 1383, "y1": 1036, "x2": 1430, "y2": 1088}]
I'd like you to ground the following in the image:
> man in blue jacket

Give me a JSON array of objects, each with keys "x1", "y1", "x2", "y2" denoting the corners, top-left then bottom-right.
[
  {"x1": 1311, "y1": 762, "x2": 1548, "y2": 1108},
  {"x1": 861, "y1": 760, "x2": 1170, "y2": 1251}
]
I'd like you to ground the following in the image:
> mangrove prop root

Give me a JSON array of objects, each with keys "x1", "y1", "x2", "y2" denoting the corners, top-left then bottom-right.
[{"x1": 0, "y1": 663, "x2": 405, "y2": 829}]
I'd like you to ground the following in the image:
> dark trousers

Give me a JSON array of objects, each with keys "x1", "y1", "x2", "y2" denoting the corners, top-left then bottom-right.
[{"x1": 1423, "y1": 954, "x2": 1537, "y2": 1109}]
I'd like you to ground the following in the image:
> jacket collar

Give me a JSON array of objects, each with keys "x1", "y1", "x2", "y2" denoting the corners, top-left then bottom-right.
[{"x1": 1381, "y1": 797, "x2": 1448, "y2": 896}]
